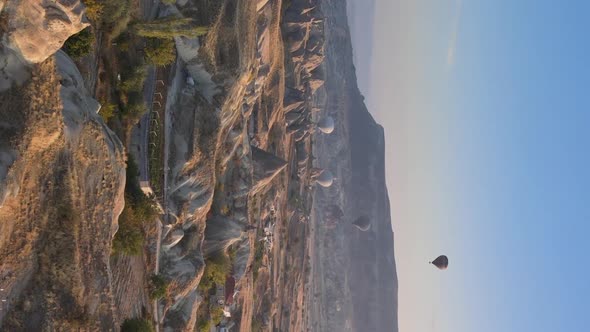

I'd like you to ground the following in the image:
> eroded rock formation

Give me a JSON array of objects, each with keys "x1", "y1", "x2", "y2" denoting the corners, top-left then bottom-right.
[{"x1": 0, "y1": 2, "x2": 126, "y2": 329}]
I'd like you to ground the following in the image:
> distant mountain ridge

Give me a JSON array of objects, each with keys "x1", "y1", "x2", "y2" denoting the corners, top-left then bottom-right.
[
  {"x1": 311, "y1": 0, "x2": 399, "y2": 331},
  {"x1": 345, "y1": 0, "x2": 376, "y2": 101}
]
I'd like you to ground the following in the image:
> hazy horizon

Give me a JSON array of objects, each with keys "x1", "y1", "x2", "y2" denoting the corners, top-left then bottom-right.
[{"x1": 345, "y1": 0, "x2": 375, "y2": 105}]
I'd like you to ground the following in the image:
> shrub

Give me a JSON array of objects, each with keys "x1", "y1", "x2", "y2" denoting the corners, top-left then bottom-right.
[
  {"x1": 161, "y1": 0, "x2": 177, "y2": 4},
  {"x1": 209, "y1": 306, "x2": 224, "y2": 325},
  {"x1": 82, "y1": 0, "x2": 132, "y2": 39},
  {"x1": 134, "y1": 194, "x2": 159, "y2": 220},
  {"x1": 113, "y1": 33, "x2": 131, "y2": 52},
  {"x1": 252, "y1": 240, "x2": 264, "y2": 281},
  {"x1": 121, "y1": 318, "x2": 154, "y2": 332},
  {"x1": 116, "y1": 63, "x2": 148, "y2": 125},
  {"x1": 220, "y1": 204, "x2": 230, "y2": 216},
  {"x1": 145, "y1": 38, "x2": 177, "y2": 66},
  {"x1": 112, "y1": 156, "x2": 158, "y2": 255},
  {"x1": 119, "y1": 64, "x2": 148, "y2": 93},
  {"x1": 102, "y1": 0, "x2": 131, "y2": 25},
  {"x1": 123, "y1": 101, "x2": 149, "y2": 123},
  {"x1": 109, "y1": 13, "x2": 132, "y2": 41},
  {"x1": 199, "y1": 251, "x2": 231, "y2": 291},
  {"x1": 112, "y1": 204, "x2": 144, "y2": 255},
  {"x1": 149, "y1": 274, "x2": 169, "y2": 300},
  {"x1": 63, "y1": 27, "x2": 94, "y2": 59},
  {"x1": 197, "y1": 319, "x2": 211, "y2": 332},
  {"x1": 99, "y1": 102, "x2": 116, "y2": 122},
  {"x1": 83, "y1": 0, "x2": 104, "y2": 23},
  {"x1": 124, "y1": 155, "x2": 144, "y2": 202}
]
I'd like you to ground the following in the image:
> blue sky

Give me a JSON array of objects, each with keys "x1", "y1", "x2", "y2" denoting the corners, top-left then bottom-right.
[{"x1": 348, "y1": 0, "x2": 590, "y2": 331}]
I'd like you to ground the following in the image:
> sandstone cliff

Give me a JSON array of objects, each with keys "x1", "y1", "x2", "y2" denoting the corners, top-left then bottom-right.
[{"x1": 0, "y1": 2, "x2": 127, "y2": 329}]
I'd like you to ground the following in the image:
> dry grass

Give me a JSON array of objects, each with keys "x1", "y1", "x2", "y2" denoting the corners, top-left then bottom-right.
[
  {"x1": 0, "y1": 58, "x2": 62, "y2": 226},
  {"x1": 199, "y1": 0, "x2": 257, "y2": 78},
  {"x1": 2, "y1": 153, "x2": 89, "y2": 330},
  {"x1": 0, "y1": 57, "x2": 125, "y2": 330}
]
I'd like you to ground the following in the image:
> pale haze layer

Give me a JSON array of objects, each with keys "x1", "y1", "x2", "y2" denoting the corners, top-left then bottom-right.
[
  {"x1": 347, "y1": 0, "x2": 590, "y2": 332},
  {"x1": 345, "y1": 0, "x2": 375, "y2": 103},
  {"x1": 347, "y1": 1, "x2": 460, "y2": 331}
]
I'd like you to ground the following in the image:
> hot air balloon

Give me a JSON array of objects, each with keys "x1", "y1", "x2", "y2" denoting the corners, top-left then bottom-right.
[
  {"x1": 352, "y1": 215, "x2": 371, "y2": 231},
  {"x1": 430, "y1": 255, "x2": 449, "y2": 270},
  {"x1": 317, "y1": 116, "x2": 335, "y2": 134},
  {"x1": 314, "y1": 169, "x2": 334, "y2": 187}
]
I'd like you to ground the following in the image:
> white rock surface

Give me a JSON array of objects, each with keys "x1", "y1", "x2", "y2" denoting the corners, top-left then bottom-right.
[
  {"x1": 2, "y1": 0, "x2": 89, "y2": 64},
  {"x1": 0, "y1": 0, "x2": 89, "y2": 92}
]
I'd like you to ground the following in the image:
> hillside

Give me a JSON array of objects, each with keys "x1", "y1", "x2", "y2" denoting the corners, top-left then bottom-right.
[
  {"x1": 307, "y1": 0, "x2": 398, "y2": 331},
  {"x1": 0, "y1": 0, "x2": 397, "y2": 331}
]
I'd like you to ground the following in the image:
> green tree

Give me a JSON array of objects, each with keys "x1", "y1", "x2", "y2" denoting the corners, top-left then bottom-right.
[
  {"x1": 197, "y1": 319, "x2": 211, "y2": 332},
  {"x1": 119, "y1": 64, "x2": 148, "y2": 93},
  {"x1": 134, "y1": 18, "x2": 208, "y2": 38},
  {"x1": 99, "y1": 102, "x2": 116, "y2": 122},
  {"x1": 101, "y1": 0, "x2": 132, "y2": 26},
  {"x1": 122, "y1": 99, "x2": 149, "y2": 123},
  {"x1": 145, "y1": 38, "x2": 177, "y2": 66},
  {"x1": 149, "y1": 274, "x2": 169, "y2": 300},
  {"x1": 105, "y1": 3, "x2": 132, "y2": 39},
  {"x1": 121, "y1": 318, "x2": 155, "y2": 332},
  {"x1": 112, "y1": 156, "x2": 158, "y2": 256},
  {"x1": 209, "y1": 306, "x2": 224, "y2": 325},
  {"x1": 83, "y1": 0, "x2": 104, "y2": 23},
  {"x1": 117, "y1": 63, "x2": 149, "y2": 124},
  {"x1": 63, "y1": 27, "x2": 94, "y2": 59},
  {"x1": 199, "y1": 251, "x2": 231, "y2": 291},
  {"x1": 112, "y1": 204, "x2": 144, "y2": 255}
]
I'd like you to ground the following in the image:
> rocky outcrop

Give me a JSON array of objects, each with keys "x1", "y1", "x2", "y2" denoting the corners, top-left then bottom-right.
[
  {"x1": 1, "y1": 0, "x2": 88, "y2": 64},
  {"x1": 283, "y1": 0, "x2": 326, "y2": 96},
  {"x1": 159, "y1": 83, "x2": 215, "y2": 330},
  {"x1": 157, "y1": 1, "x2": 265, "y2": 330},
  {"x1": 202, "y1": 216, "x2": 246, "y2": 256},
  {"x1": 0, "y1": 0, "x2": 89, "y2": 91},
  {"x1": 251, "y1": 146, "x2": 287, "y2": 195},
  {"x1": 0, "y1": 2, "x2": 126, "y2": 328},
  {"x1": 0, "y1": 52, "x2": 126, "y2": 329},
  {"x1": 280, "y1": 0, "x2": 329, "y2": 189},
  {"x1": 283, "y1": 87, "x2": 306, "y2": 114}
]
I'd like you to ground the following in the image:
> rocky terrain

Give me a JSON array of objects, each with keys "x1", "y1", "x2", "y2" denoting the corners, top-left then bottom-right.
[
  {"x1": 0, "y1": 2, "x2": 125, "y2": 329},
  {"x1": 0, "y1": 0, "x2": 397, "y2": 331}
]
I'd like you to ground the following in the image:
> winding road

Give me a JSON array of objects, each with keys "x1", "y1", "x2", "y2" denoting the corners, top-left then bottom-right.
[{"x1": 138, "y1": 0, "x2": 161, "y2": 330}]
